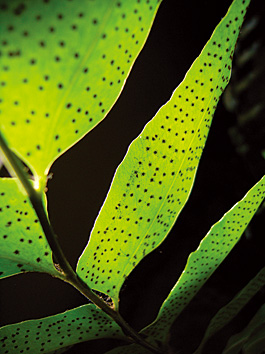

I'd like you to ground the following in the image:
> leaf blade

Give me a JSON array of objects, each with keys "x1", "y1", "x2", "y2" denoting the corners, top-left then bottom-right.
[
  {"x1": 0, "y1": 304, "x2": 125, "y2": 354},
  {"x1": 0, "y1": 178, "x2": 58, "y2": 279},
  {"x1": 77, "y1": 0, "x2": 251, "y2": 307},
  {"x1": 141, "y1": 175, "x2": 265, "y2": 345},
  {"x1": 0, "y1": 0, "x2": 162, "y2": 181}
]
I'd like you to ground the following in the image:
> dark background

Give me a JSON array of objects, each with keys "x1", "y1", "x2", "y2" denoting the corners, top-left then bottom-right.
[{"x1": 1, "y1": 0, "x2": 265, "y2": 353}]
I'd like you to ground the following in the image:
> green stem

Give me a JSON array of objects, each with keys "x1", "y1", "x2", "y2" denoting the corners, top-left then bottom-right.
[{"x1": 0, "y1": 132, "x2": 163, "y2": 354}]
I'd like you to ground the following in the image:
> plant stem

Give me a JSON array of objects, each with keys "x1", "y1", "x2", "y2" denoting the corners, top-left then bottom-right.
[
  {"x1": 0, "y1": 132, "x2": 163, "y2": 354},
  {"x1": 67, "y1": 275, "x2": 164, "y2": 354}
]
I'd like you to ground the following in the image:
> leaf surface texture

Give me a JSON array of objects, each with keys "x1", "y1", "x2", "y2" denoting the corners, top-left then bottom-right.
[
  {"x1": 141, "y1": 175, "x2": 265, "y2": 345},
  {"x1": 0, "y1": 178, "x2": 58, "y2": 279},
  {"x1": 0, "y1": 0, "x2": 161, "y2": 181},
  {"x1": 77, "y1": 0, "x2": 251, "y2": 307},
  {"x1": 0, "y1": 304, "x2": 125, "y2": 354}
]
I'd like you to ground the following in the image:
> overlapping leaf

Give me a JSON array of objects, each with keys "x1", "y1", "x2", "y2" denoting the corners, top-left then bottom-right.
[
  {"x1": 106, "y1": 175, "x2": 265, "y2": 354},
  {"x1": 140, "y1": 175, "x2": 265, "y2": 346},
  {"x1": 223, "y1": 304, "x2": 265, "y2": 354},
  {"x1": 77, "y1": 0, "x2": 251, "y2": 308},
  {"x1": 0, "y1": 304, "x2": 125, "y2": 354},
  {"x1": 0, "y1": 0, "x2": 161, "y2": 185},
  {"x1": 0, "y1": 178, "x2": 58, "y2": 279},
  {"x1": 195, "y1": 266, "x2": 265, "y2": 353}
]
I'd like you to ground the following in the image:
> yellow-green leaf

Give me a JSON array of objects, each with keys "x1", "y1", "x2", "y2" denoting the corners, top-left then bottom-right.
[
  {"x1": 77, "y1": 0, "x2": 250, "y2": 308},
  {"x1": 142, "y1": 175, "x2": 265, "y2": 346},
  {"x1": 0, "y1": 0, "x2": 161, "y2": 186},
  {"x1": 0, "y1": 178, "x2": 58, "y2": 278}
]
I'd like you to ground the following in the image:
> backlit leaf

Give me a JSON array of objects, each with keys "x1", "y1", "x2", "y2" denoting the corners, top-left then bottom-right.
[
  {"x1": 106, "y1": 175, "x2": 265, "y2": 354},
  {"x1": 0, "y1": 0, "x2": 161, "y2": 186},
  {"x1": 141, "y1": 175, "x2": 265, "y2": 346},
  {"x1": 0, "y1": 178, "x2": 58, "y2": 279},
  {"x1": 0, "y1": 304, "x2": 125, "y2": 354},
  {"x1": 77, "y1": 0, "x2": 250, "y2": 308}
]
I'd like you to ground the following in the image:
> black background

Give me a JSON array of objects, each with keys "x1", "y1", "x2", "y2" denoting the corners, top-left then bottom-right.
[{"x1": 1, "y1": 0, "x2": 265, "y2": 353}]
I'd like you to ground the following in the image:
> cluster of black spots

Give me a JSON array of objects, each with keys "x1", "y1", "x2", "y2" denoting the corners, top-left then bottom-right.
[
  {"x1": 78, "y1": 109, "x2": 202, "y2": 297},
  {"x1": 0, "y1": 181, "x2": 54, "y2": 278},
  {"x1": 78, "y1": 80, "x2": 212, "y2": 295},
  {"x1": 0, "y1": 305, "x2": 123, "y2": 353},
  {"x1": 79, "y1": 0, "x2": 254, "y2": 338},
  {"x1": 0, "y1": 0, "x2": 162, "y2": 174},
  {"x1": 144, "y1": 182, "x2": 265, "y2": 341}
]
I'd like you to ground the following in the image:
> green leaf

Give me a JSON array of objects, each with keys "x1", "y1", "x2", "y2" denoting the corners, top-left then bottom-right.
[
  {"x1": 0, "y1": 304, "x2": 125, "y2": 354},
  {"x1": 0, "y1": 178, "x2": 58, "y2": 279},
  {"x1": 106, "y1": 176, "x2": 265, "y2": 354},
  {"x1": 77, "y1": 0, "x2": 250, "y2": 307},
  {"x1": 140, "y1": 175, "x2": 265, "y2": 346},
  {"x1": 0, "y1": 0, "x2": 161, "y2": 185},
  {"x1": 223, "y1": 304, "x2": 265, "y2": 354},
  {"x1": 194, "y1": 266, "x2": 265, "y2": 354}
]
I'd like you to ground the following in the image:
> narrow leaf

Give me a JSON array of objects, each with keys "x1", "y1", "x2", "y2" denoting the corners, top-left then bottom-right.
[
  {"x1": 194, "y1": 266, "x2": 265, "y2": 353},
  {"x1": 0, "y1": 0, "x2": 161, "y2": 183},
  {"x1": 77, "y1": 0, "x2": 250, "y2": 307},
  {"x1": 141, "y1": 175, "x2": 265, "y2": 345},
  {"x1": 0, "y1": 304, "x2": 125, "y2": 354},
  {"x1": 0, "y1": 178, "x2": 58, "y2": 279},
  {"x1": 223, "y1": 304, "x2": 265, "y2": 354}
]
